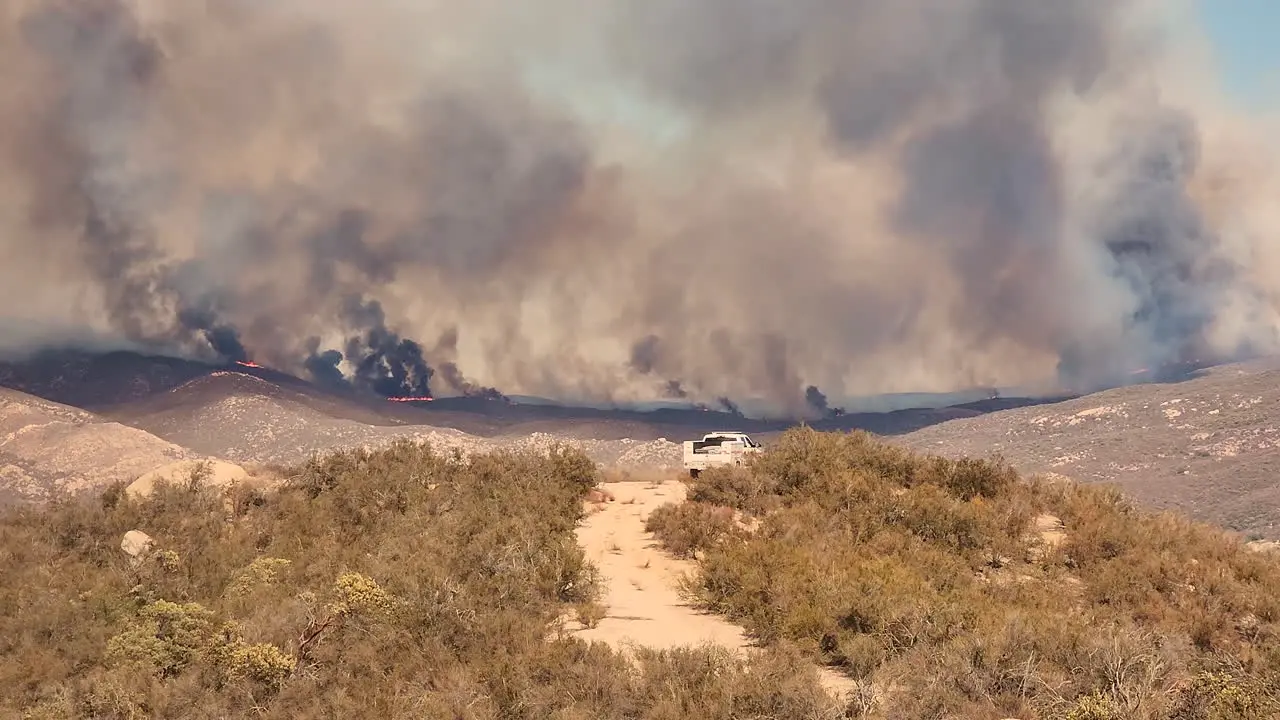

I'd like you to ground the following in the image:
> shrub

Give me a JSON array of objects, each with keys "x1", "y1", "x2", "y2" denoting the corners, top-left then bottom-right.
[
  {"x1": 0, "y1": 441, "x2": 840, "y2": 719},
  {"x1": 686, "y1": 465, "x2": 780, "y2": 515},
  {"x1": 650, "y1": 427, "x2": 1280, "y2": 718},
  {"x1": 9, "y1": 427, "x2": 1279, "y2": 718},
  {"x1": 105, "y1": 599, "x2": 219, "y2": 677},
  {"x1": 644, "y1": 501, "x2": 738, "y2": 558},
  {"x1": 1168, "y1": 670, "x2": 1278, "y2": 719}
]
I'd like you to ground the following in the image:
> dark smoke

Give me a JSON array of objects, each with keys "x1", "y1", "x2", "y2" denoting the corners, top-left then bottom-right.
[
  {"x1": 431, "y1": 328, "x2": 508, "y2": 401},
  {"x1": 805, "y1": 385, "x2": 829, "y2": 414},
  {"x1": 628, "y1": 335, "x2": 661, "y2": 375},
  {"x1": 632, "y1": 335, "x2": 692, "y2": 401},
  {"x1": 434, "y1": 361, "x2": 507, "y2": 401},
  {"x1": 176, "y1": 305, "x2": 249, "y2": 365},
  {"x1": 303, "y1": 338, "x2": 347, "y2": 390},
  {"x1": 338, "y1": 297, "x2": 434, "y2": 398},
  {"x1": 2, "y1": 0, "x2": 1278, "y2": 416},
  {"x1": 717, "y1": 397, "x2": 744, "y2": 417},
  {"x1": 804, "y1": 385, "x2": 845, "y2": 419}
]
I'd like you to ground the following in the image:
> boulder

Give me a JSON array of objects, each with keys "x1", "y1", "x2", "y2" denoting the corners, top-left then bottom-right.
[
  {"x1": 127, "y1": 459, "x2": 249, "y2": 498},
  {"x1": 120, "y1": 530, "x2": 154, "y2": 558}
]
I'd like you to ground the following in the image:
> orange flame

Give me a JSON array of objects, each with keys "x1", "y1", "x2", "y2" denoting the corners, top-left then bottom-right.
[
  {"x1": 387, "y1": 396, "x2": 433, "y2": 403},
  {"x1": 235, "y1": 360, "x2": 264, "y2": 369}
]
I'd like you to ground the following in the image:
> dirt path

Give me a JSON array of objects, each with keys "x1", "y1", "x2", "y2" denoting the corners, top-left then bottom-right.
[{"x1": 567, "y1": 479, "x2": 857, "y2": 700}]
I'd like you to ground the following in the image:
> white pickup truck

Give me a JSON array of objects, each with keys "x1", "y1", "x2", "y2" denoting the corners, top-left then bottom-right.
[{"x1": 682, "y1": 431, "x2": 763, "y2": 478}]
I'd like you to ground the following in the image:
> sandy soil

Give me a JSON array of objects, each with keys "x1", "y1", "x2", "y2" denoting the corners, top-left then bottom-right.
[{"x1": 567, "y1": 479, "x2": 858, "y2": 700}]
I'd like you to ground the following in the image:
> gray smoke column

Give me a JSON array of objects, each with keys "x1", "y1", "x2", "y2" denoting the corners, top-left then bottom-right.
[
  {"x1": 1, "y1": 0, "x2": 1279, "y2": 413},
  {"x1": 431, "y1": 327, "x2": 508, "y2": 400}
]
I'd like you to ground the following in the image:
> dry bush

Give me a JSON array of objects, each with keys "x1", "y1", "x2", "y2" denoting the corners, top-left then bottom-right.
[
  {"x1": 650, "y1": 426, "x2": 1280, "y2": 719},
  {"x1": 685, "y1": 464, "x2": 781, "y2": 516},
  {"x1": 643, "y1": 501, "x2": 738, "y2": 558},
  {"x1": 0, "y1": 439, "x2": 843, "y2": 719}
]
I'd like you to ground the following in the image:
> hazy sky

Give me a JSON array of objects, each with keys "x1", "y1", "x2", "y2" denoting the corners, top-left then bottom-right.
[{"x1": 1200, "y1": 0, "x2": 1280, "y2": 107}]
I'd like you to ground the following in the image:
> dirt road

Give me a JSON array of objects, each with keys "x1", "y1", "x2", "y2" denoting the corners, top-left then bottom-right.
[{"x1": 567, "y1": 478, "x2": 857, "y2": 700}]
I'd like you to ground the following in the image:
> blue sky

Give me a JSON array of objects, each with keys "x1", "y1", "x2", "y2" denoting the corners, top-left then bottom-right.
[{"x1": 1198, "y1": 0, "x2": 1280, "y2": 108}]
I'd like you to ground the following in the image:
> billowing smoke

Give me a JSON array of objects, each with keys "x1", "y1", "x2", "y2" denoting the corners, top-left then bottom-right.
[
  {"x1": 431, "y1": 327, "x2": 507, "y2": 401},
  {"x1": 3, "y1": 0, "x2": 1280, "y2": 413},
  {"x1": 300, "y1": 304, "x2": 509, "y2": 400},
  {"x1": 297, "y1": 297, "x2": 436, "y2": 398},
  {"x1": 338, "y1": 297, "x2": 434, "y2": 399},
  {"x1": 717, "y1": 397, "x2": 744, "y2": 418},
  {"x1": 176, "y1": 304, "x2": 248, "y2": 365},
  {"x1": 804, "y1": 385, "x2": 844, "y2": 419},
  {"x1": 303, "y1": 343, "x2": 347, "y2": 390},
  {"x1": 805, "y1": 386, "x2": 829, "y2": 415}
]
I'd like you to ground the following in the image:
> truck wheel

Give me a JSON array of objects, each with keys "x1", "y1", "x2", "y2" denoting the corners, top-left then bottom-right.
[{"x1": 689, "y1": 469, "x2": 701, "y2": 479}]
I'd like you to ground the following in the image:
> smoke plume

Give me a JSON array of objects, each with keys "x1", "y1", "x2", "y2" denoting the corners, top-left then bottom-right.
[
  {"x1": 3, "y1": 0, "x2": 1280, "y2": 412},
  {"x1": 431, "y1": 327, "x2": 507, "y2": 401},
  {"x1": 804, "y1": 385, "x2": 845, "y2": 419}
]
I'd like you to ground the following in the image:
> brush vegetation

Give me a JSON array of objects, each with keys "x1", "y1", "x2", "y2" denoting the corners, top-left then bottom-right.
[
  {"x1": 0, "y1": 441, "x2": 839, "y2": 719},
  {"x1": 3, "y1": 429, "x2": 1278, "y2": 719},
  {"x1": 646, "y1": 428, "x2": 1280, "y2": 719}
]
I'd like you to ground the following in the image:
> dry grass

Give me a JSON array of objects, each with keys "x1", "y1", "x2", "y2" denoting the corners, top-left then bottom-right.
[
  {"x1": 647, "y1": 427, "x2": 1280, "y2": 719},
  {"x1": 0, "y1": 439, "x2": 841, "y2": 719}
]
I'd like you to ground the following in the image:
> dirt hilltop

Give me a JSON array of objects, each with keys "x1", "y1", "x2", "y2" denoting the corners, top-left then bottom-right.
[
  {"x1": 897, "y1": 358, "x2": 1280, "y2": 539},
  {"x1": 5, "y1": 350, "x2": 1280, "y2": 540},
  {"x1": 0, "y1": 387, "x2": 192, "y2": 505}
]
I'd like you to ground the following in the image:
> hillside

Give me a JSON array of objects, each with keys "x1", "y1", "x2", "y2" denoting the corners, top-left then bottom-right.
[
  {"x1": 86, "y1": 363, "x2": 1026, "y2": 472},
  {"x1": 10, "y1": 348, "x2": 1280, "y2": 542},
  {"x1": 0, "y1": 442, "x2": 845, "y2": 719},
  {"x1": 0, "y1": 349, "x2": 212, "y2": 410},
  {"x1": 1, "y1": 348, "x2": 1060, "y2": 441},
  {"x1": 897, "y1": 358, "x2": 1280, "y2": 539},
  {"x1": 3, "y1": 430, "x2": 1277, "y2": 719},
  {"x1": 0, "y1": 350, "x2": 1106, "y2": 483},
  {"x1": 0, "y1": 388, "x2": 194, "y2": 505},
  {"x1": 109, "y1": 370, "x2": 685, "y2": 470},
  {"x1": 109, "y1": 371, "x2": 433, "y2": 464},
  {"x1": 644, "y1": 428, "x2": 1280, "y2": 718}
]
